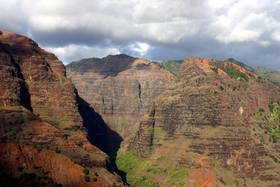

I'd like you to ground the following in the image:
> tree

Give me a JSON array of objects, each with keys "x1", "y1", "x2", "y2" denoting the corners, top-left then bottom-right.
[
  {"x1": 83, "y1": 168, "x2": 89, "y2": 175},
  {"x1": 84, "y1": 175, "x2": 89, "y2": 182}
]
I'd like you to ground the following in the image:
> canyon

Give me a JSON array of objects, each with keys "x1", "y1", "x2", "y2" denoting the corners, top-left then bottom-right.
[
  {"x1": 1, "y1": 30, "x2": 280, "y2": 187},
  {"x1": 0, "y1": 30, "x2": 122, "y2": 187}
]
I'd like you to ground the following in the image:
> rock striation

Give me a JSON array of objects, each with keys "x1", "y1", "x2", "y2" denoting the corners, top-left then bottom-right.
[
  {"x1": 0, "y1": 30, "x2": 123, "y2": 186},
  {"x1": 66, "y1": 55, "x2": 175, "y2": 138},
  {"x1": 118, "y1": 57, "x2": 280, "y2": 186}
]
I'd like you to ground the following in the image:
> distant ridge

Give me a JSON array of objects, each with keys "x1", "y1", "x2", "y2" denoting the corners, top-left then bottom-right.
[{"x1": 224, "y1": 58, "x2": 280, "y2": 86}]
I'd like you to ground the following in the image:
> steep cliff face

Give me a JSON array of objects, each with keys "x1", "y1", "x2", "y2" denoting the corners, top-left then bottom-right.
[
  {"x1": 0, "y1": 30, "x2": 83, "y2": 131},
  {"x1": 0, "y1": 144, "x2": 110, "y2": 187},
  {"x1": 66, "y1": 55, "x2": 175, "y2": 138},
  {"x1": 0, "y1": 31, "x2": 123, "y2": 186},
  {"x1": 117, "y1": 57, "x2": 280, "y2": 186}
]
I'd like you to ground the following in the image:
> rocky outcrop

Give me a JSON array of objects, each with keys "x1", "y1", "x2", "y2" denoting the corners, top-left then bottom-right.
[
  {"x1": 66, "y1": 55, "x2": 175, "y2": 138},
  {"x1": 119, "y1": 57, "x2": 280, "y2": 186},
  {"x1": 0, "y1": 143, "x2": 110, "y2": 187},
  {"x1": 0, "y1": 30, "x2": 123, "y2": 186},
  {"x1": 0, "y1": 30, "x2": 83, "y2": 131}
]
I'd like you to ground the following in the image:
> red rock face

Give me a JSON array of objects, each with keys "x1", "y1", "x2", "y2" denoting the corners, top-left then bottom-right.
[
  {"x1": 66, "y1": 55, "x2": 175, "y2": 138},
  {"x1": 0, "y1": 30, "x2": 82, "y2": 131},
  {"x1": 0, "y1": 143, "x2": 110, "y2": 187},
  {"x1": 0, "y1": 30, "x2": 123, "y2": 186},
  {"x1": 122, "y1": 57, "x2": 280, "y2": 186}
]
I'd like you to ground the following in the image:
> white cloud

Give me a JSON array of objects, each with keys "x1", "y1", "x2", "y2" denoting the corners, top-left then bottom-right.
[
  {"x1": 129, "y1": 42, "x2": 151, "y2": 56},
  {"x1": 0, "y1": 0, "x2": 280, "y2": 69},
  {"x1": 272, "y1": 30, "x2": 280, "y2": 41},
  {"x1": 206, "y1": 1, "x2": 280, "y2": 44},
  {"x1": 44, "y1": 44, "x2": 120, "y2": 63}
]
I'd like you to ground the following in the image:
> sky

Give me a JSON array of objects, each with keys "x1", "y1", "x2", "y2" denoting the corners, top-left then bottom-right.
[{"x1": 0, "y1": 0, "x2": 280, "y2": 69}]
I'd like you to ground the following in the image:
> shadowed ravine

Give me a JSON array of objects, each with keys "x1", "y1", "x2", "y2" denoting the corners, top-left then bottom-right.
[{"x1": 77, "y1": 96, "x2": 127, "y2": 182}]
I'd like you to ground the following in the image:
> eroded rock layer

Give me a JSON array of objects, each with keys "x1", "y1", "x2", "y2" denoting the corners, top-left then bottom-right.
[
  {"x1": 66, "y1": 55, "x2": 175, "y2": 138},
  {"x1": 0, "y1": 31, "x2": 123, "y2": 186},
  {"x1": 118, "y1": 57, "x2": 280, "y2": 186}
]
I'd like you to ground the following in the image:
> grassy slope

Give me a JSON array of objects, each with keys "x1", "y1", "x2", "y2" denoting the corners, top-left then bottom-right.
[{"x1": 224, "y1": 58, "x2": 280, "y2": 86}]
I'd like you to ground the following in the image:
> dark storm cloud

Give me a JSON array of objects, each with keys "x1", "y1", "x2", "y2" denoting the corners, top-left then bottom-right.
[{"x1": 0, "y1": 0, "x2": 280, "y2": 69}]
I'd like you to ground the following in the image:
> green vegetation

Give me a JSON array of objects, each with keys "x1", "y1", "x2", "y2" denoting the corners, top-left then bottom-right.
[
  {"x1": 93, "y1": 177, "x2": 97, "y2": 182},
  {"x1": 131, "y1": 176, "x2": 146, "y2": 187},
  {"x1": 170, "y1": 78, "x2": 175, "y2": 86},
  {"x1": 156, "y1": 155, "x2": 165, "y2": 162},
  {"x1": 178, "y1": 170, "x2": 188, "y2": 186},
  {"x1": 116, "y1": 151, "x2": 148, "y2": 183},
  {"x1": 84, "y1": 175, "x2": 89, "y2": 182},
  {"x1": 211, "y1": 67, "x2": 218, "y2": 74},
  {"x1": 225, "y1": 58, "x2": 280, "y2": 86},
  {"x1": 270, "y1": 155, "x2": 279, "y2": 163},
  {"x1": 55, "y1": 147, "x2": 60, "y2": 153},
  {"x1": 17, "y1": 164, "x2": 23, "y2": 172},
  {"x1": 160, "y1": 60, "x2": 182, "y2": 75},
  {"x1": 272, "y1": 134, "x2": 280, "y2": 143},
  {"x1": 267, "y1": 102, "x2": 279, "y2": 123},
  {"x1": 83, "y1": 168, "x2": 89, "y2": 175},
  {"x1": 45, "y1": 145, "x2": 49, "y2": 150},
  {"x1": 252, "y1": 113, "x2": 264, "y2": 123},
  {"x1": 265, "y1": 125, "x2": 280, "y2": 133},
  {"x1": 234, "y1": 180, "x2": 239, "y2": 186},
  {"x1": 210, "y1": 61, "x2": 249, "y2": 82},
  {"x1": 219, "y1": 179, "x2": 227, "y2": 185}
]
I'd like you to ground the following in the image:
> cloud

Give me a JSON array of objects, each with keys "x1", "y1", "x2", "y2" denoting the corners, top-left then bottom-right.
[
  {"x1": 0, "y1": 0, "x2": 280, "y2": 69},
  {"x1": 44, "y1": 44, "x2": 120, "y2": 63}
]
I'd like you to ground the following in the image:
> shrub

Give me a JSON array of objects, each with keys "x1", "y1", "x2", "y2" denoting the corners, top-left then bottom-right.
[
  {"x1": 32, "y1": 163, "x2": 36, "y2": 168},
  {"x1": 219, "y1": 179, "x2": 226, "y2": 185},
  {"x1": 17, "y1": 164, "x2": 23, "y2": 172},
  {"x1": 33, "y1": 144, "x2": 37, "y2": 149},
  {"x1": 74, "y1": 160, "x2": 76, "y2": 164},
  {"x1": 210, "y1": 67, "x2": 218, "y2": 74},
  {"x1": 84, "y1": 175, "x2": 89, "y2": 182},
  {"x1": 37, "y1": 147, "x2": 42, "y2": 152},
  {"x1": 234, "y1": 180, "x2": 239, "y2": 186},
  {"x1": 78, "y1": 141, "x2": 83, "y2": 146},
  {"x1": 54, "y1": 181, "x2": 58, "y2": 186},
  {"x1": 94, "y1": 172, "x2": 98, "y2": 176},
  {"x1": 156, "y1": 156, "x2": 165, "y2": 162},
  {"x1": 113, "y1": 182, "x2": 117, "y2": 187},
  {"x1": 41, "y1": 168, "x2": 45, "y2": 174},
  {"x1": 220, "y1": 85, "x2": 224, "y2": 91},
  {"x1": 93, "y1": 177, "x2": 97, "y2": 182},
  {"x1": 45, "y1": 145, "x2": 49, "y2": 150},
  {"x1": 259, "y1": 108, "x2": 265, "y2": 112},
  {"x1": 55, "y1": 147, "x2": 60, "y2": 153},
  {"x1": 83, "y1": 168, "x2": 89, "y2": 175},
  {"x1": 27, "y1": 132, "x2": 31, "y2": 135}
]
